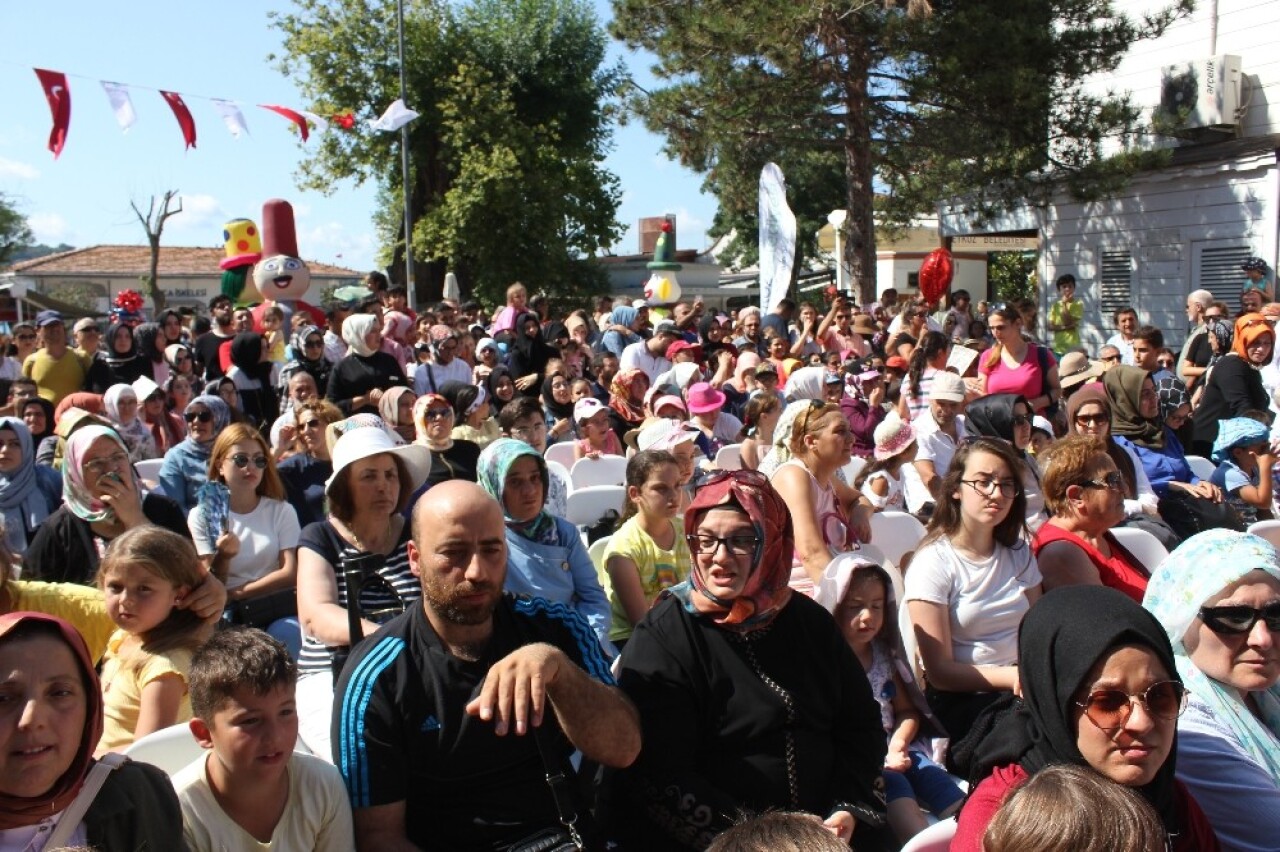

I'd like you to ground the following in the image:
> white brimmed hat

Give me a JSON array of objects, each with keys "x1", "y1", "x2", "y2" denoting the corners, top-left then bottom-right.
[
  {"x1": 637, "y1": 418, "x2": 700, "y2": 452},
  {"x1": 873, "y1": 412, "x2": 916, "y2": 461},
  {"x1": 326, "y1": 424, "x2": 432, "y2": 493}
]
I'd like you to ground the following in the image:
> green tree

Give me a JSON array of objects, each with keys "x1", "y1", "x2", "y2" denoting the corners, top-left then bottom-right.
[
  {"x1": 271, "y1": 0, "x2": 623, "y2": 307},
  {"x1": 0, "y1": 194, "x2": 33, "y2": 267},
  {"x1": 611, "y1": 0, "x2": 1189, "y2": 304},
  {"x1": 988, "y1": 251, "x2": 1038, "y2": 304}
]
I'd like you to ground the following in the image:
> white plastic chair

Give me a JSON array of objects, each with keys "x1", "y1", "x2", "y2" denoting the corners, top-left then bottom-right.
[
  {"x1": 899, "y1": 596, "x2": 924, "y2": 686},
  {"x1": 588, "y1": 535, "x2": 613, "y2": 589},
  {"x1": 869, "y1": 511, "x2": 927, "y2": 569},
  {"x1": 570, "y1": 455, "x2": 628, "y2": 489},
  {"x1": 840, "y1": 455, "x2": 867, "y2": 483},
  {"x1": 134, "y1": 458, "x2": 164, "y2": 488},
  {"x1": 1247, "y1": 519, "x2": 1280, "y2": 548},
  {"x1": 544, "y1": 441, "x2": 577, "y2": 470},
  {"x1": 901, "y1": 815, "x2": 957, "y2": 851},
  {"x1": 566, "y1": 485, "x2": 626, "y2": 528},
  {"x1": 122, "y1": 723, "x2": 205, "y2": 776},
  {"x1": 1186, "y1": 455, "x2": 1216, "y2": 481},
  {"x1": 713, "y1": 443, "x2": 743, "y2": 471},
  {"x1": 1110, "y1": 526, "x2": 1170, "y2": 575},
  {"x1": 545, "y1": 458, "x2": 572, "y2": 490}
]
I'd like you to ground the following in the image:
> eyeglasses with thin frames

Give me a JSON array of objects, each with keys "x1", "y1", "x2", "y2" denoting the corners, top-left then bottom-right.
[
  {"x1": 84, "y1": 451, "x2": 130, "y2": 478},
  {"x1": 1075, "y1": 681, "x2": 1188, "y2": 731},
  {"x1": 1078, "y1": 470, "x2": 1125, "y2": 492},
  {"x1": 960, "y1": 478, "x2": 1018, "y2": 498}
]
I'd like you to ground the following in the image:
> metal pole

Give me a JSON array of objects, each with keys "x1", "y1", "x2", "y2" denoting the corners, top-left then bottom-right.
[{"x1": 396, "y1": 0, "x2": 415, "y2": 310}]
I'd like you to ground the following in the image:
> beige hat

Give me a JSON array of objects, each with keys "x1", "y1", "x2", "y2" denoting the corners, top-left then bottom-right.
[
  {"x1": 928, "y1": 371, "x2": 967, "y2": 403},
  {"x1": 1059, "y1": 351, "x2": 1103, "y2": 388},
  {"x1": 851, "y1": 315, "x2": 879, "y2": 336}
]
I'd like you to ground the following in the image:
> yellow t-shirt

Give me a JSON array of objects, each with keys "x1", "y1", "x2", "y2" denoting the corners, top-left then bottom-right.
[
  {"x1": 602, "y1": 516, "x2": 690, "y2": 642},
  {"x1": 22, "y1": 349, "x2": 88, "y2": 405},
  {"x1": 7, "y1": 580, "x2": 114, "y2": 663},
  {"x1": 98, "y1": 629, "x2": 194, "y2": 754}
]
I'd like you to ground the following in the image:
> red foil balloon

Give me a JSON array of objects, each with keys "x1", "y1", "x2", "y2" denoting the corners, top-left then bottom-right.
[{"x1": 918, "y1": 248, "x2": 954, "y2": 304}]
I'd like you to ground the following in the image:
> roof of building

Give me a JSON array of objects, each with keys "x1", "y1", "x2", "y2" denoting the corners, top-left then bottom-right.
[{"x1": 3, "y1": 245, "x2": 362, "y2": 277}]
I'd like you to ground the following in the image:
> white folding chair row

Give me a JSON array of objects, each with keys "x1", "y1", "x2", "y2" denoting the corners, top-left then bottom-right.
[
  {"x1": 868, "y1": 511, "x2": 927, "y2": 570},
  {"x1": 544, "y1": 441, "x2": 577, "y2": 470},
  {"x1": 1185, "y1": 454, "x2": 1216, "y2": 482},
  {"x1": 570, "y1": 454, "x2": 627, "y2": 489},
  {"x1": 713, "y1": 443, "x2": 743, "y2": 471},
  {"x1": 1247, "y1": 518, "x2": 1280, "y2": 548},
  {"x1": 1109, "y1": 526, "x2": 1170, "y2": 575},
  {"x1": 566, "y1": 485, "x2": 626, "y2": 528},
  {"x1": 840, "y1": 455, "x2": 867, "y2": 484}
]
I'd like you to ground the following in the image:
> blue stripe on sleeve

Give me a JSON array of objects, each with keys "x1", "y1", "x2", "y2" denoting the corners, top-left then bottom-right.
[
  {"x1": 513, "y1": 597, "x2": 615, "y2": 685},
  {"x1": 336, "y1": 637, "x2": 406, "y2": 807}
]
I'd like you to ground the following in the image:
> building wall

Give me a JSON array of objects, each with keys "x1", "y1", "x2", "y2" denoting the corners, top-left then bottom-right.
[{"x1": 34, "y1": 273, "x2": 359, "y2": 313}]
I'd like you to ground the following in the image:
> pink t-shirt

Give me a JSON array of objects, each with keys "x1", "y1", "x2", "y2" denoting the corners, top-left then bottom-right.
[{"x1": 978, "y1": 345, "x2": 1056, "y2": 412}]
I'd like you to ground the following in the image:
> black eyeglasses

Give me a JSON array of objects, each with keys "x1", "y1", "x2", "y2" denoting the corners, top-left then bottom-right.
[
  {"x1": 961, "y1": 478, "x2": 1018, "y2": 498},
  {"x1": 304, "y1": 339, "x2": 324, "y2": 348},
  {"x1": 184, "y1": 410, "x2": 213, "y2": 424},
  {"x1": 424, "y1": 407, "x2": 453, "y2": 421},
  {"x1": 1078, "y1": 471, "x2": 1125, "y2": 492},
  {"x1": 1198, "y1": 603, "x2": 1280, "y2": 635},
  {"x1": 1075, "y1": 681, "x2": 1188, "y2": 731},
  {"x1": 686, "y1": 532, "x2": 761, "y2": 557},
  {"x1": 1012, "y1": 414, "x2": 1031, "y2": 427},
  {"x1": 1101, "y1": 354, "x2": 1122, "y2": 363},
  {"x1": 230, "y1": 453, "x2": 268, "y2": 470}
]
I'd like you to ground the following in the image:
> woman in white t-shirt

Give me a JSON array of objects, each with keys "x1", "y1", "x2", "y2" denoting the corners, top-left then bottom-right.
[
  {"x1": 188, "y1": 423, "x2": 302, "y2": 656},
  {"x1": 904, "y1": 437, "x2": 1042, "y2": 740}
]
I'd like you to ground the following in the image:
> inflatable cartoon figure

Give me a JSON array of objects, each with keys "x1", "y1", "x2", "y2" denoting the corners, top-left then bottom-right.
[
  {"x1": 643, "y1": 219, "x2": 682, "y2": 308},
  {"x1": 249, "y1": 199, "x2": 326, "y2": 329},
  {"x1": 220, "y1": 218, "x2": 263, "y2": 304}
]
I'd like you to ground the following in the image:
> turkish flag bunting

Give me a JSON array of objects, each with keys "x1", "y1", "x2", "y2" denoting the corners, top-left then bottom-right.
[
  {"x1": 33, "y1": 69, "x2": 71, "y2": 158},
  {"x1": 160, "y1": 90, "x2": 197, "y2": 150},
  {"x1": 259, "y1": 104, "x2": 310, "y2": 143}
]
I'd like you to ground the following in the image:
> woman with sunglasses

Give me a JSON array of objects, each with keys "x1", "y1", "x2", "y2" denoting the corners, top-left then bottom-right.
[
  {"x1": 1066, "y1": 384, "x2": 1165, "y2": 522},
  {"x1": 1191, "y1": 313, "x2": 1274, "y2": 458},
  {"x1": 158, "y1": 395, "x2": 231, "y2": 515},
  {"x1": 602, "y1": 469, "x2": 889, "y2": 850},
  {"x1": 1144, "y1": 530, "x2": 1280, "y2": 849},
  {"x1": 904, "y1": 438, "x2": 1042, "y2": 739},
  {"x1": 412, "y1": 393, "x2": 481, "y2": 487},
  {"x1": 189, "y1": 422, "x2": 303, "y2": 655},
  {"x1": 277, "y1": 399, "x2": 344, "y2": 526},
  {"x1": 964, "y1": 393, "x2": 1047, "y2": 530},
  {"x1": 952, "y1": 585, "x2": 1218, "y2": 852},
  {"x1": 281, "y1": 324, "x2": 333, "y2": 400}
]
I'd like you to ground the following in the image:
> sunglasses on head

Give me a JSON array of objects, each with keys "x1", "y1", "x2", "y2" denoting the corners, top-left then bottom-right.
[
  {"x1": 184, "y1": 410, "x2": 213, "y2": 424},
  {"x1": 229, "y1": 453, "x2": 268, "y2": 470},
  {"x1": 1078, "y1": 470, "x2": 1125, "y2": 492},
  {"x1": 1075, "y1": 681, "x2": 1188, "y2": 731},
  {"x1": 1199, "y1": 602, "x2": 1280, "y2": 635}
]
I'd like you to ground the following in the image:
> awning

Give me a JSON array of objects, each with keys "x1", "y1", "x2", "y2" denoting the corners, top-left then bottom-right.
[{"x1": 16, "y1": 289, "x2": 99, "y2": 320}]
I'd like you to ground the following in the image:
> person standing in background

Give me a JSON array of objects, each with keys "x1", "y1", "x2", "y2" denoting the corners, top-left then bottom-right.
[{"x1": 1047, "y1": 275, "x2": 1083, "y2": 356}]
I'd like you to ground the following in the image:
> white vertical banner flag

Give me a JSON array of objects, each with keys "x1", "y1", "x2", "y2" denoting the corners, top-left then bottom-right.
[
  {"x1": 211, "y1": 99, "x2": 249, "y2": 138},
  {"x1": 758, "y1": 163, "x2": 796, "y2": 313},
  {"x1": 100, "y1": 81, "x2": 136, "y2": 132}
]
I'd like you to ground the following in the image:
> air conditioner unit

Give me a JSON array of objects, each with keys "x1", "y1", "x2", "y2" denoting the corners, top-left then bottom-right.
[{"x1": 1158, "y1": 55, "x2": 1242, "y2": 130}]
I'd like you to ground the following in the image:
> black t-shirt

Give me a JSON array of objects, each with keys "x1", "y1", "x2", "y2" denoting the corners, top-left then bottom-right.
[
  {"x1": 325, "y1": 352, "x2": 407, "y2": 414},
  {"x1": 332, "y1": 595, "x2": 614, "y2": 851},
  {"x1": 1187, "y1": 332, "x2": 1213, "y2": 370},
  {"x1": 192, "y1": 331, "x2": 233, "y2": 382}
]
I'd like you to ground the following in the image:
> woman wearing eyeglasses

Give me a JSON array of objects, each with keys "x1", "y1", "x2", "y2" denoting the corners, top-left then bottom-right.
[
  {"x1": 952, "y1": 585, "x2": 1219, "y2": 852},
  {"x1": 904, "y1": 438, "x2": 1042, "y2": 740},
  {"x1": 1144, "y1": 530, "x2": 1280, "y2": 850},
  {"x1": 964, "y1": 393, "x2": 1047, "y2": 530},
  {"x1": 602, "y1": 469, "x2": 889, "y2": 850},
  {"x1": 281, "y1": 324, "x2": 333, "y2": 400},
  {"x1": 277, "y1": 399, "x2": 344, "y2": 527},
  {"x1": 1066, "y1": 385, "x2": 1164, "y2": 522},
  {"x1": 24, "y1": 425, "x2": 191, "y2": 585},
  {"x1": 977, "y1": 306, "x2": 1062, "y2": 417},
  {"x1": 412, "y1": 393, "x2": 481, "y2": 488},
  {"x1": 188, "y1": 423, "x2": 302, "y2": 655},
  {"x1": 158, "y1": 395, "x2": 231, "y2": 515},
  {"x1": 1191, "y1": 313, "x2": 1273, "y2": 459}
]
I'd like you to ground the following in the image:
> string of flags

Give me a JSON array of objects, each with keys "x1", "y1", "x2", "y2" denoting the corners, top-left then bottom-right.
[{"x1": 31, "y1": 67, "x2": 420, "y2": 159}]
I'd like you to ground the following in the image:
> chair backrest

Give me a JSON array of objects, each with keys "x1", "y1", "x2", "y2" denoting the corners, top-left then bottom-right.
[
  {"x1": 122, "y1": 723, "x2": 205, "y2": 776},
  {"x1": 545, "y1": 459, "x2": 572, "y2": 492},
  {"x1": 1110, "y1": 526, "x2": 1170, "y2": 574},
  {"x1": 900, "y1": 815, "x2": 957, "y2": 851},
  {"x1": 899, "y1": 595, "x2": 923, "y2": 686},
  {"x1": 714, "y1": 443, "x2": 743, "y2": 471},
  {"x1": 570, "y1": 454, "x2": 628, "y2": 489},
  {"x1": 588, "y1": 535, "x2": 613, "y2": 589},
  {"x1": 134, "y1": 458, "x2": 164, "y2": 488},
  {"x1": 869, "y1": 511, "x2": 927, "y2": 569},
  {"x1": 544, "y1": 441, "x2": 577, "y2": 470},
  {"x1": 565, "y1": 485, "x2": 627, "y2": 527},
  {"x1": 840, "y1": 455, "x2": 867, "y2": 484},
  {"x1": 1186, "y1": 454, "x2": 1216, "y2": 482},
  {"x1": 1247, "y1": 519, "x2": 1280, "y2": 548}
]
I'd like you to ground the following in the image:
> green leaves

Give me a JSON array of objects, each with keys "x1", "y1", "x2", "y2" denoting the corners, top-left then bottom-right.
[{"x1": 0, "y1": 193, "x2": 34, "y2": 268}]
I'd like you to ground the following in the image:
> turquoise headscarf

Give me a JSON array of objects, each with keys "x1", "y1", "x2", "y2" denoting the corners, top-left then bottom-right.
[
  {"x1": 477, "y1": 437, "x2": 556, "y2": 544},
  {"x1": 1143, "y1": 529, "x2": 1280, "y2": 781}
]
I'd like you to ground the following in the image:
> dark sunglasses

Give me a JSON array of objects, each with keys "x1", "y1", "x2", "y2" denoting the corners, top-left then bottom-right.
[
  {"x1": 184, "y1": 410, "x2": 213, "y2": 424},
  {"x1": 1011, "y1": 414, "x2": 1031, "y2": 427},
  {"x1": 1075, "y1": 681, "x2": 1188, "y2": 731},
  {"x1": 1074, "y1": 413, "x2": 1109, "y2": 427},
  {"x1": 230, "y1": 453, "x2": 268, "y2": 470},
  {"x1": 424, "y1": 407, "x2": 453, "y2": 420},
  {"x1": 1101, "y1": 354, "x2": 1122, "y2": 363},
  {"x1": 1198, "y1": 603, "x2": 1280, "y2": 635}
]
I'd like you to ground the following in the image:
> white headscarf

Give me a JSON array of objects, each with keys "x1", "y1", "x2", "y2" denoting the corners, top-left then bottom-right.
[{"x1": 342, "y1": 313, "x2": 380, "y2": 357}]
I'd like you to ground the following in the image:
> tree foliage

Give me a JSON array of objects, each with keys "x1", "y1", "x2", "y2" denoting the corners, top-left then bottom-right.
[
  {"x1": 611, "y1": 0, "x2": 1190, "y2": 303},
  {"x1": 271, "y1": 0, "x2": 624, "y2": 306},
  {"x1": 0, "y1": 194, "x2": 33, "y2": 268}
]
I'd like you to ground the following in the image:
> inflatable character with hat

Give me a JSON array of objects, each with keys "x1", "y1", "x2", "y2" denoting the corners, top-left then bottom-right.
[
  {"x1": 219, "y1": 199, "x2": 326, "y2": 328},
  {"x1": 643, "y1": 219, "x2": 682, "y2": 312}
]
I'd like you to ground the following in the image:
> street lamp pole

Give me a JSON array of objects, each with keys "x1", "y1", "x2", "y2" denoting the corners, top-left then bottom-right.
[
  {"x1": 396, "y1": 0, "x2": 415, "y2": 309},
  {"x1": 827, "y1": 209, "x2": 848, "y2": 294}
]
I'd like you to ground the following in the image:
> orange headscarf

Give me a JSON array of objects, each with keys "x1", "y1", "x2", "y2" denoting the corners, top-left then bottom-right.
[{"x1": 1231, "y1": 312, "x2": 1274, "y2": 361}]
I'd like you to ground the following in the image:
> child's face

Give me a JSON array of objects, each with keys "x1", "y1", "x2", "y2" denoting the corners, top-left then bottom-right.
[
  {"x1": 671, "y1": 442, "x2": 697, "y2": 484},
  {"x1": 263, "y1": 314, "x2": 281, "y2": 331},
  {"x1": 837, "y1": 573, "x2": 886, "y2": 650},
  {"x1": 101, "y1": 563, "x2": 184, "y2": 636},
  {"x1": 194, "y1": 683, "x2": 298, "y2": 785},
  {"x1": 1235, "y1": 442, "x2": 1268, "y2": 469},
  {"x1": 628, "y1": 462, "x2": 681, "y2": 520},
  {"x1": 1029, "y1": 431, "x2": 1052, "y2": 455},
  {"x1": 570, "y1": 380, "x2": 592, "y2": 402},
  {"x1": 581, "y1": 410, "x2": 610, "y2": 439}
]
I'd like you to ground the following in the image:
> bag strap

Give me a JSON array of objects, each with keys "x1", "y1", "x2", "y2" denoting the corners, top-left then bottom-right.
[{"x1": 45, "y1": 753, "x2": 127, "y2": 848}]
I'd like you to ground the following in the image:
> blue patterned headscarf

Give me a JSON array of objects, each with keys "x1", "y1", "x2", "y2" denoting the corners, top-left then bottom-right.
[
  {"x1": 1143, "y1": 529, "x2": 1280, "y2": 781},
  {"x1": 180, "y1": 395, "x2": 231, "y2": 460},
  {"x1": 0, "y1": 418, "x2": 49, "y2": 552},
  {"x1": 1211, "y1": 417, "x2": 1269, "y2": 463},
  {"x1": 477, "y1": 438, "x2": 556, "y2": 544}
]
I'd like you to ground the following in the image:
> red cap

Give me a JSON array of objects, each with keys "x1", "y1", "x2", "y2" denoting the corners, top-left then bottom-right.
[{"x1": 665, "y1": 339, "x2": 703, "y2": 361}]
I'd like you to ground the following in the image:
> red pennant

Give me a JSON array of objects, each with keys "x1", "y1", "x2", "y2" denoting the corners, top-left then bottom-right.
[
  {"x1": 33, "y1": 69, "x2": 71, "y2": 158},
  {"x1": 159, "y1": 90, "x2": 197, "y2": 150},
  {"x1": 259, "y1": 104, "x2": 310, "y2": 143}
]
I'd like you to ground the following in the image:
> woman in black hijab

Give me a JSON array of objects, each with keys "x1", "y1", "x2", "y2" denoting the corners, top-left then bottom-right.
[
  {"x1": 950, "y1": 585, "x2": 1220, "y2": 852},
  {"x1": 104, "y1": 320, "x2": 143, "y2": 385},
  {"x1": 484, "y1": 364, "x2": 517, "y2": 414},
  {"x1": 506, "y1": 311, "x2": 557, "y2": 398},
  {"x1": 131, "y1": 322, "x2": 169, "y2": 384},
  {"x1": 226, "y1": 332, "x2": 278, "y2": 429},
  {"x1": 964, "y1": 392, "x2": 1046, "y2": 529}
]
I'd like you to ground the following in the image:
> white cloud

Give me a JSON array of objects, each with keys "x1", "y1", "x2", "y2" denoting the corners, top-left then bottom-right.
[
  {"x1": 171, "y1": 193, "x2": 225, "y2": 230},
  {"x1": 291, "y1": 202, "x2": 313, "y2": 219},
  {"x1": 297, "y1": 222, "x2": 378, "y2": 271},
  {"x1": 0, "y1": 157, "x2": 39, "y2": 180},
  {"x1": 28, "y1": 212, "x2": 72, "y2": 244}
]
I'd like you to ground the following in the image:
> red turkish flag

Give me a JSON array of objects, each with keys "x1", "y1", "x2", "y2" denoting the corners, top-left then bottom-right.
[
  {"x1": 259, "y1": 104, "x2": 310, "y2": 142},
  {"x1": 159, "y1": 90, "x2": 197, "y2": 150},
  {"x1": 33, "y1": 69, "x2": 71, "y2": 158}
]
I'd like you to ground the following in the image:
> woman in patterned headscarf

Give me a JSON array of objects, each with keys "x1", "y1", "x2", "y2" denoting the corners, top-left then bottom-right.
[
  {"x1": 607, "y1": 368, "x2": 650, "y2": 442},
  {"x1": 1110, "y1": 374, "x2": 1222, "y2": 504},
  {"x1": 603, "y1": 469, "x2": 889, "y2": 851},
  {"x1": 1192, "y1": 313, "x2": 1273, "y2": 458}
]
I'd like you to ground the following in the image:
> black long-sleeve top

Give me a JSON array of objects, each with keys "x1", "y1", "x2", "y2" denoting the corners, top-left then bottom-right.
[
  {"x1": 1192, "y1": 354, "x2": 1269, "y2": 448},
  {"x1": 325, "y1": 351, "x2": 406, "y2": 414}
]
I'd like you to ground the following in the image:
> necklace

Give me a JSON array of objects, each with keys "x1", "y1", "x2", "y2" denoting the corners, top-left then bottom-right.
[{"x1": 342, "y1": 517, "x2": 392, "y2": 554}]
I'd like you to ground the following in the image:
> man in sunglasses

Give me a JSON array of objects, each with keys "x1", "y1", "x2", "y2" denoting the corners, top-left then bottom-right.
[{"x1": 193, "y1": 294, "x2": 238, "y2": 382}]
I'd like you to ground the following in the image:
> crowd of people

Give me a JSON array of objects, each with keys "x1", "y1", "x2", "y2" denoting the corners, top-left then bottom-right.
[{"x1": 0, "y1": 261, "x2": 1277, "y2": 851}]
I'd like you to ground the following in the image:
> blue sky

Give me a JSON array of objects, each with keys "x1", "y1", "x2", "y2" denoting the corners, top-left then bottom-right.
[{"x1": 0, "y1": 0, "x2": 716, "y2": 273}]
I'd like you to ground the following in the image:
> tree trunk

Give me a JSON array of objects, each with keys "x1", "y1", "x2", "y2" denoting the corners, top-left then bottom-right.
[{"x1": 842, "y1": 38, "x2": 877, "y2": 306}]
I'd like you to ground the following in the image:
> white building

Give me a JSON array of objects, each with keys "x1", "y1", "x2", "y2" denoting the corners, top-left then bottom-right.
[{"x1": 940, "y1": 0, "x2": 1280, "y2": 350}]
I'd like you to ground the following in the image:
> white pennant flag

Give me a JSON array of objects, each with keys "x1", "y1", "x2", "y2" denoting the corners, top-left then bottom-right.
[
  {"x1": 100, "y1": 81, "x2": 136, "y2": 132},
  {"x1": 369, "y1": 99, "x2": 419, "y2": 132},
  {"x1": 299, "y1": 110, "x2": 329, "y2": 133},
  {"x1": 758, "y1": 163, "x2": 797, "y2": 314},
  {"x1": 211, "y1": 99, "x2": 249, "y2": 139}
]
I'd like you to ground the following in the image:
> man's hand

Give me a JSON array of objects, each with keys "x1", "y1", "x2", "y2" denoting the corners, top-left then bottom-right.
[
  {"x1": 515, "y1": 374, "x2": 539, "y2": 391},
  {"x1": 465, "y1": 643, "x2": 566, "y2": 736}
]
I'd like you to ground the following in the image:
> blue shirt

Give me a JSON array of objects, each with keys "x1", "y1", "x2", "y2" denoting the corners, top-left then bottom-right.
[
  {"x1": 1115, "y1": 432, "x2": 1198, "y2": 498},
  {"x1": 1211, "y1": 458, "x2": 1258, "y2": 525}
]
